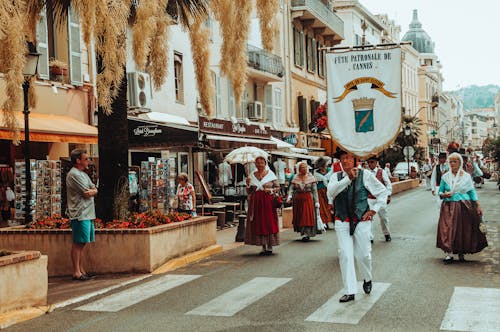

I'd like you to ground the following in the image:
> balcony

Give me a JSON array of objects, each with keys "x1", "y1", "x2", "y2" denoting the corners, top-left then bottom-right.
[
  {"x1": 291, "y1": 0, "x2": 344, "y2": 43},
  {"x1": 247, "y1": 44, "x2": 284, "y2": 82}
]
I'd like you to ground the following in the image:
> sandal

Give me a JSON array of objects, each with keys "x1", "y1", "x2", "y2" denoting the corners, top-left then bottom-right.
[{"x1": 72, "y1": 274, "x2": 90, "y2": 281}]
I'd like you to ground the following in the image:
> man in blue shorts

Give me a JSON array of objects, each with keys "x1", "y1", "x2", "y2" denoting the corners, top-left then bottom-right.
[{"x1": 66, "y1": 149, "x2": 97, "y2": 281}]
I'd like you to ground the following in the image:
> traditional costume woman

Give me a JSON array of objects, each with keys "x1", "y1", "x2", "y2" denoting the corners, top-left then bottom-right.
[
  {"x1": 314, "y1": 158, "x2": 333, "y2": 227},
  {"x1": 437, "y1": 152, "x2": 488, "y2": 263},
  {"x1": 245, "y1": 157, "x2": 280, "y2": 255},
  {"x1": 288, "y1": 161, "x2": 320, "y2": 241}
]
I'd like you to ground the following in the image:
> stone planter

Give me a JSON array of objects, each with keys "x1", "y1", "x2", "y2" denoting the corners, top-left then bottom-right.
[
  {"x1": 0, "y1": 216, "x2": 217, "y2": 277},
  {"x1": 0, "y1": 251, "x2": 48, "y2": 313}
]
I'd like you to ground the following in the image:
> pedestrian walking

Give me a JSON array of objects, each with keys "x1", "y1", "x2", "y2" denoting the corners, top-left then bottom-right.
[
  {"x1": 431, "y1": 152, "x2": 448, "y2": 208},
  {"x1": 383, "y1": 163, "x2": 392, "y2": 178},
  {"x1": 367, "y1": 155, "x2": 392, "y2": 242},
  {"x1": 437, "y1": 152, "x2": 488, "y2": 263},
  {"x1": 327, "y1": 149, "x2": 388, "y2": 303},
  {"x1": 66, "y1": 149, "x2": 97, "y2": 281},
  {"x1": 287, "y1": 161, "x2": 321, "y2": 241},
  {"x1": 176, "y1": 173, "x2": 197, "y2": 216},
  {"x1": 245, "y1": 156, "x2": 280, "y2": 255},
  {"x1": 422, "y1": 158, "x2": 433, "y2": 190},
  {"x1": 313, "y1": 157, "x2": 332, "y2": 229}
]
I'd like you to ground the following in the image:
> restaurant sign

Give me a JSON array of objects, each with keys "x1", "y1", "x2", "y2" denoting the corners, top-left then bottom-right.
[{"x1": 199, "y1": 116, "x2": 271, "y2": 139}]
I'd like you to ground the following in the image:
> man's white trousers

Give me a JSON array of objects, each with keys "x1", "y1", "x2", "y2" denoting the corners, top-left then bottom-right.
[
  {"x1": 335, "y1": 220, "x2": 372, "y2": 295},
  {"x1": 368, "y1": 198, "x2": 390, "y2": 237}
]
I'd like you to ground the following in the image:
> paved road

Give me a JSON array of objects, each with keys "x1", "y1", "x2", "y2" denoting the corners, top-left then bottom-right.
[{"x1": 7, "y1": 182, "x2": 500, "y2": 332}]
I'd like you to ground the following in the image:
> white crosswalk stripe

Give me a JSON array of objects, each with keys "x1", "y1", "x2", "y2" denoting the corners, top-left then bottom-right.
[
  {"x1": 305, "y1": 282, "x2": 391, "y2": 324},
  {"x1": 186, "y1": 277, "x2": 292, "y2": 317},
  {"x1": 75, "y1": 274, "x2": 202, "y2": 312},
  {"x1": 440, "y1": 287, "x2": 500, "y2": 332}
]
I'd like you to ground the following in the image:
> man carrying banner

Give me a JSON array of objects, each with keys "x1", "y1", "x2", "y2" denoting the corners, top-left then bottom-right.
[{"x1": 328, "y1": 149, "x2": 388, "y2": 303}]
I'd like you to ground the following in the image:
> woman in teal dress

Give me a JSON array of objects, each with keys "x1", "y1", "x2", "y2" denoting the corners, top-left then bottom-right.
[{"x1": 437, "y1": 152, "x2": 488, "y2": 264}]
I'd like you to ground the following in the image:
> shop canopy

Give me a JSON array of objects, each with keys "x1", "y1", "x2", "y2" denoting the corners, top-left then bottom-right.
[
  {"x1": 128, "y1": 116, "x2": 198, "y2": 148},
  {"x1": 0, "y1": 111, "x2": 97, "y2": 143}
]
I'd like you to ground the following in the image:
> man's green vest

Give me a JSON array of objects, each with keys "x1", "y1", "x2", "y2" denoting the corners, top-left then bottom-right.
[{"x1": 334, "y1": 170, "x2": 369, "y2": 221}]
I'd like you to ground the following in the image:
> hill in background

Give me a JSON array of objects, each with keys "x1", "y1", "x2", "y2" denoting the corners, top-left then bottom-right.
[{"x1": 448, "y1": 84, "x2": 499, "y2": 110}]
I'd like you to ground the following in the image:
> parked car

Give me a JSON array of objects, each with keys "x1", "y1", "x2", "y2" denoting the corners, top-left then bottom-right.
[{"x1": 393, "y1": 162, "x2": 420, "y2": 179}]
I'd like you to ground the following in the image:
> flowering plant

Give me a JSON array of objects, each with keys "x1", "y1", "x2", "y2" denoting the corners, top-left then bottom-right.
[
  {"x1": 310, "y1": 103, "x2": 328, "y2": 133},
  {"x1": 28, "y1": 211, "x2": 192, "y2": 230}
]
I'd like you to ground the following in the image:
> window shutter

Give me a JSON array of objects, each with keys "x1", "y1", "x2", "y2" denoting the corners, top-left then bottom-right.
[
  {"x1": 216, "y1": 74, "x2": 221, "y2": 117},
  {"x1": 299, "y1": 31, "x2": 304, "y2": 67},
  {"x1": 36, "y1": 7, "x2": 49, "y2": 80},
  {"x1": 264, "y1": 85, "x2": 273, "y2": 122},
  {"x1": 228, "y1": 82, "x2": 235, "y2": 117},
  {"x1": 274, "y1": 88, "x2": 283, "y2": 125},
  {"x1": 298, "y1": 96, "x2": 308, "y2": 132},
  {"x1": 312, "y1": 38, "x2": 317, "y2": 73},
  {"x1": 68, "y1": 7, "x2": 83, "y2": 86}
]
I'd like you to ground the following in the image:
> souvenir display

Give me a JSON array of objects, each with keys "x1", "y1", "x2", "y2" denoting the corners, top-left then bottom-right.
[
  {"x1": 14, "y1": 160, "x2": 61, "y2": 221},
  {"x1": 139, "y1": 158, "x2": 171, "y2": 212}
]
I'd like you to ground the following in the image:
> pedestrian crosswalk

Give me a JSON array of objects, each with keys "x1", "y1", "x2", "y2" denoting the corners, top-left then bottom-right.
[
  {"x1": 73, "y1": 275, "x2": 499, "y2": 331},
  {"x1": 305, "y1": 282, "x2": 391, "y2": 324},
  {"x1": 440, "y1": 287, "x2": 500, "y2": 332}
]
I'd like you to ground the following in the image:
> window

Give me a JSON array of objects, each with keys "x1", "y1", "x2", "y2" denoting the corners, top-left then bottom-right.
[
  {"x1": 472, "y1": 122, "x2": 477, "y2": 127},
  {"x1": 293, "y1": 27, "x2": 304, "y2": 67},
  {"x1": 472, "y1": 129, "x2": 477, "y2": 134},
  {"x1": 306, "y1": 36, "x2": 314, "y2": 72},
  {"x1": 355, "y1": 34, "x2": 361, "y2": 46},
  {"x1": 311, "y1": 38, "x2": 317, "y2": 73},
  {"x1": 174, "y1": 52, "x2": 184, "y2": 103}
]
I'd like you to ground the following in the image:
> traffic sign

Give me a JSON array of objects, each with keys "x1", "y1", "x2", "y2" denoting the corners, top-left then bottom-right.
[{"x1": 431, "y1": 138, "x2": 440, "y2": 145}]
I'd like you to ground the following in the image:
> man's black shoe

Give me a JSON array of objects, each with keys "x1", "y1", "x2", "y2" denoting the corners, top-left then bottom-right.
[
  {"x1": 363, "y1": 280, "x2": 372, "y2": 294},
  {"x1": 385, "y1": 234, "x2": 391, "y2": 242},
  {"x1": 339, "y1": 294, "x2": 355, "y2": 303}
]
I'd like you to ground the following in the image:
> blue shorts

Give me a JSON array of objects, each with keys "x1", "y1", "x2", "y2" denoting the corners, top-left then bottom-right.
[{"x1": 71, "y1": 219, "x2": 95, "y2": 244}]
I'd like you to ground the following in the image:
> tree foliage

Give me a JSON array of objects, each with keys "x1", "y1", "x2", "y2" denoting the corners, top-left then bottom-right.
[{"x1": 482, "y1": 137, "x2": 500, "y2": 162}]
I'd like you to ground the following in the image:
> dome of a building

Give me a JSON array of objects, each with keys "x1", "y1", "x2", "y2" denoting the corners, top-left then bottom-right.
[{"x1": 402, "y1": 9, "x2": 435, "y2": 54}]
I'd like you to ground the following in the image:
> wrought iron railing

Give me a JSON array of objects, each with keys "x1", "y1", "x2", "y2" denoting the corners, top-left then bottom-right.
[{"x1": 247, "y1": 44, "x2": 284, "y2": 78}]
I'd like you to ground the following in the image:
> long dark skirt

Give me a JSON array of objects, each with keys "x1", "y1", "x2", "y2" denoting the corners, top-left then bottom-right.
[
  {"x1": 437, "y1": 200, "x2": 488, "y2": 254},
  {"x1": 292, "y1": 192, "x2": 319, "y2": 237}
]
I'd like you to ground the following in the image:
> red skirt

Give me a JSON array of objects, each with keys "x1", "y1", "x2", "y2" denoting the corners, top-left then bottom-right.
[
  {"x1": 317, "y1": 187, "x2": 332, "y2": 224},
  {"x1": 292, "y1": 192, "x2": 315, "y2": 228},
  {"x1": 437, "y1": 200, "x2": 488, "y2": 254},
  {"x1": 245, "y1": 191, "x2": 279, "y2": 246}
]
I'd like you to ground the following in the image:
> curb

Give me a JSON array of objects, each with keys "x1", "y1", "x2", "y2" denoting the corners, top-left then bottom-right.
[
  {"x1": 0, "y1": 306, "x2": 52, "y2": 330},
  {"x1": 152, "y1": 244, "x2": 223, "y2": 275}
]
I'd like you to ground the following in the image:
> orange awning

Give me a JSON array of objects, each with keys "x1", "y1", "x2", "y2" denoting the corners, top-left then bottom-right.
[{"x1": 0, "y1": 111, "x2": 97, "y2": 144}]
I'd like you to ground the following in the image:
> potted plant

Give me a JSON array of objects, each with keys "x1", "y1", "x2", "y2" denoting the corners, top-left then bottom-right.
[{"x1": 49, "y1": 58, "x2": 68, "y2": 76}]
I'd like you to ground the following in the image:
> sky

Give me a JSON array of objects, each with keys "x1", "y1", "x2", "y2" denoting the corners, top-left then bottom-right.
[{"x1": 362, "y1": 0, "x2": 500, "y2": 91}]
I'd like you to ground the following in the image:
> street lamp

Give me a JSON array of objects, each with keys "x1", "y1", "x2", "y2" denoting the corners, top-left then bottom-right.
[
  {"x1": 22, "y1": 42, "x2": 41, "y2": 224},
  {"x1": 404, "y1": 124, "x2": 411, "y2": 178}
]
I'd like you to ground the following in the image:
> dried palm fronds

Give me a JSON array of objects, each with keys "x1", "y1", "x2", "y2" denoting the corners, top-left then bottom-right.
[
  {"x1": 167, "y1": 0, "x2": 209, "y2": 29},
  {"x1": 230, "y1": 0, "x2": 252, "y2": 108},
  {"x1": 147, "y1": 13, "x2": 171, "y2": 90},
  {"x1": 132, "y1": 0, "x2": 158, "y2": 70},
  {"x1": 0, "y1": 0, "x2": 27, "y2": 143},
  {"x1": 256, "y1": 0, "x2": 279, "y2": 52},
  {"x1": 212, "y1": 0, "x2": 235, "y2": 77},
  {"x1": 94, "y1": 0, "x2": 131, "y2": 114},
  {"x1": 25, "y1": 0, "x2": 44, "y2": 43},
  {"x1": 71, "y1": 0, "x2": 97, "y2": 46},
  {"x1": 189, "y1": 17, "x2": 214, "y2": 117}
]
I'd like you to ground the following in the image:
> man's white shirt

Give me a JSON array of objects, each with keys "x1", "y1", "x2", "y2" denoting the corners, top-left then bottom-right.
[{"x1": 327, "y1": 169, "x2": 388, "y2": 213}]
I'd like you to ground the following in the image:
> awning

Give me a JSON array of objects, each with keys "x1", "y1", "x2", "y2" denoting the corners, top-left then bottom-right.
[
  {"x1": 205, "y1": 134, "x2": 277, "y2": 150},
  {"x1": 270, "y1": 136, "x2": 294, "y2": 149},
  {"x1": 138, "y1": 112, "x2": 191, "y2": 126},
  {"x1": 270, "y1": 150, "x2": 319, "y2": 161},
  {"x1": 128, "y1": 116, "x2": 198, "y2": 148},
  {"x1": 0, "y1": 111, "x2": 97, "y2": 143}
]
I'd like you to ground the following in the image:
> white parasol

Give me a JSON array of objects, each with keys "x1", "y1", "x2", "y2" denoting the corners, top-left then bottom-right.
[{"x1": 224, "y1": 146, "x2": 269, "y2": 164}]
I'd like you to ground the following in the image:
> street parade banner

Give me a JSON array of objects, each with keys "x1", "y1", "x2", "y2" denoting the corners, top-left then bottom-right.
[{"x1": 326, "y1": 46, "x2": 402, "y2": 158}]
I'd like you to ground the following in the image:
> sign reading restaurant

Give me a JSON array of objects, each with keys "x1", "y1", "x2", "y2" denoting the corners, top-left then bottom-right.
[{"x1": 199, "y1": 116, "x2": 271, "y2": 139}]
